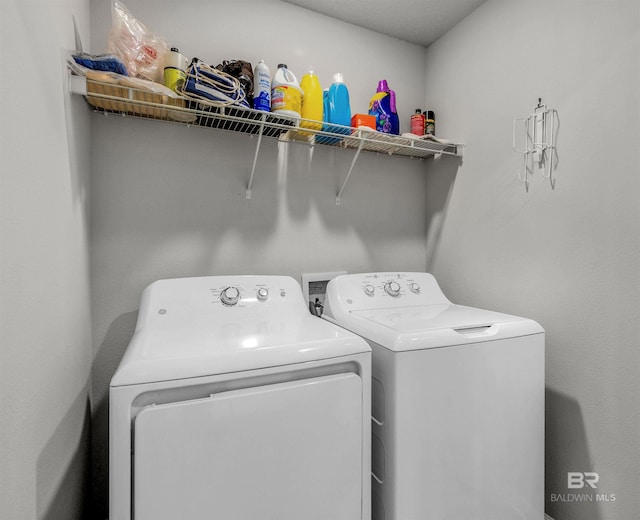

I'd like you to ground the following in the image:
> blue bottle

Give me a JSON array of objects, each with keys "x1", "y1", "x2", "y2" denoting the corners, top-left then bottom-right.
[
  {"x1": 318, "y1": 73, "x2": 351, "y2": 144},
  {"x1": 328, "y1": 72, "x2": 351, "y2": 128}
]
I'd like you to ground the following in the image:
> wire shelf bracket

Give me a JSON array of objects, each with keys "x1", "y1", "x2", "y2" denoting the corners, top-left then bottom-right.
[
  {"x1": 336, "y1": 139, "x2": 366, "y2": 206},
  {"x1": 246, "y1": 118, "x2": 266, "y2": 199}
]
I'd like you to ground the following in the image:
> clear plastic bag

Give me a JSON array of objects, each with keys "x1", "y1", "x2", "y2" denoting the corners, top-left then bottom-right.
[{"x1": 106, "y1": 0, "x2": 168, "y2": 83}]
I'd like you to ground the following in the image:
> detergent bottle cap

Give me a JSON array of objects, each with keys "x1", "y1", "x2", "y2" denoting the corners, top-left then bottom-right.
[
  {"x1": 377, "y1": 79, "x2": 390, "y2": 92},
  {"x1": 332, "y1": 72, "x2": 345, "y2": 84},
  {"x1": 278, "y1": 63, "x2": 288, "y2": 69}
]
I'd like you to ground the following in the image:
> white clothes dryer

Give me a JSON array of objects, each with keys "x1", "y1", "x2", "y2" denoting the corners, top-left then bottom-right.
[
  {"x1": 110, "y1": 275, "x2": 371, "y2": 520},
  {"x1": 323, "y1": 272, "x2": 544, "y2": 520}
]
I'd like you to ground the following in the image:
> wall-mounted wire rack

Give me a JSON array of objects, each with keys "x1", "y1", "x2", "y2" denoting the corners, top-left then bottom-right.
[
  {"x1": 513, "y1": 98, "x2": 558, "y2": 191},
  {"x1": 69, "y1": 73, "x2": 463, "y2": 204}
]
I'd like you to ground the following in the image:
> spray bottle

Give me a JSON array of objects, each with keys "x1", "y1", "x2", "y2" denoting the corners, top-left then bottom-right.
[
  {"x1": 253, "y1": 60, "x2": 271, "y2": 112},
  {"x1": 425, "y1": 110, "x2": 435, "y2": 135}
]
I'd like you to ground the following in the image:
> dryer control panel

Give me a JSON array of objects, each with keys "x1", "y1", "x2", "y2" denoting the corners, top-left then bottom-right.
[
  {"x1": 324, "y1": 272, "x2": 451, "y2": 312},
  {"x1": 136, "y1": 275, "x2": 310, "y2": 332},
  {"x1": 213, "y1": 282, "x2": 275, "y2": 307}
]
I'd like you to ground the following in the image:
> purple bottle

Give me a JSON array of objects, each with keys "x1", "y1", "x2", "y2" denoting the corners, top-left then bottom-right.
[{"x1": 368, "y1": 80, "x2": 400, "y2": 135}]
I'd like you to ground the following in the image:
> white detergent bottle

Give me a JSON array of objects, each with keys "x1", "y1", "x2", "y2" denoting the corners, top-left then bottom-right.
[
  {"x1": 253, "y1": 60, "x2": 271, "y2": 111},
  {"x1": 271, "y1": 64, "x2": 302, "y2": 119}
]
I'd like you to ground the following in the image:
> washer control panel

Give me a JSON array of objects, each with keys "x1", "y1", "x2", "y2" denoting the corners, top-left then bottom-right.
[
  {"x1": 360, "y1": 275, "x2": 422, "y2": 299},
  {"x1": 326, "y1": 272, "x2": 451, "y2": 311}
]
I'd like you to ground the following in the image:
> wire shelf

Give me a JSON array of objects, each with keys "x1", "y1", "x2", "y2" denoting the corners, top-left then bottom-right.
[{"x1": 70, "y1": 75, "x2": 462, "y2": 159}]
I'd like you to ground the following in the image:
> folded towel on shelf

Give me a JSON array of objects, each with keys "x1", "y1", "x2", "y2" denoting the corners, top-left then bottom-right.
[{"x1": 72, "y1": 52, "x2": 128, "y2": 76}]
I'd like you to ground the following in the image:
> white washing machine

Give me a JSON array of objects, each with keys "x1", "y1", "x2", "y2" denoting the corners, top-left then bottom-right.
[
  {"x1": 110, "y1": 275, "x2": 371, "y2": 520},
  {"x1": 323, "y1": 272, "x2": 544, "y2": 520}
]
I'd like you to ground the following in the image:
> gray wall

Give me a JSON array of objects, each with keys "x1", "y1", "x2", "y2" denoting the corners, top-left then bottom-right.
[
  {"x1": 423, "y1": 1, "x2": 640, "y2": 519},
  {"x1": 3, "y1": 1, "x2": 636, "y2": 519},
  {"x1": 88, "y1": 0, "x2": 444, "y2": 515},
  {"x1": 0, "y1": 1, "x2": 92, "y2": 519}
]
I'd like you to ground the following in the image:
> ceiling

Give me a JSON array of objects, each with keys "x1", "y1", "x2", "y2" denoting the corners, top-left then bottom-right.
[{"x1": 283, "y1": 0, "x2": 487, "y2": 47}]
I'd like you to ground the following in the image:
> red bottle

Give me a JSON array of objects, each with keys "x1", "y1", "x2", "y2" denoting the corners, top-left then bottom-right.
[{"x1": 411, "y1": 109, "x2": 425, "y2": 135}]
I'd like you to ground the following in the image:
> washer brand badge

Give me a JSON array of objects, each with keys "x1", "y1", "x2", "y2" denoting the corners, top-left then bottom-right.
[{"x1": 568, "y1": 472, "x2": 599, "y2": 489}]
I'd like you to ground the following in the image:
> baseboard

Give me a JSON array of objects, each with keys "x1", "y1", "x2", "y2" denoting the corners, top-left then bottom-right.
[{"x1": 545, "y1": 514, "x2": 555, "y2": 520}]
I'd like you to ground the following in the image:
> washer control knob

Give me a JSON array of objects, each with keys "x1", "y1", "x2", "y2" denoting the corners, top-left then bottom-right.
[
  {"x1": 409, "y1": 282, "x2": 421, "y2": 294},
  {"x1": 384, "y1": 281, "x2": 401, "y2": 297},
  {"x1": 220, "y1": 286, "x2": 240, "y2": 306},
  {"x1": 256, "y1": 287, "x2": 269, "y2": 301},
  {"x1": 363, "y1": 284, "x2": 375, "y2": 296}
]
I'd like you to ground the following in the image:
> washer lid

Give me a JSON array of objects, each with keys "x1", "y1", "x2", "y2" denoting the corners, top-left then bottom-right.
[
  {"x1": 322, "y1": 272, "x2": 543, "y2": 352},
  {"x1": 333, "y1": 304, "x2": 543, "y2": 352},
  {"x1": 352, "y1": 304, "x2": 515, "y2": 332},
  {"x1": 111, "y1": 276, "x2": 369, "y2": 387}
]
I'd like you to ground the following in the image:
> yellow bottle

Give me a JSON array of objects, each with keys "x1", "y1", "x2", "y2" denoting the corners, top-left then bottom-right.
[{"x1": 300, "y1": 68, "x2": 323, "y2": 132}]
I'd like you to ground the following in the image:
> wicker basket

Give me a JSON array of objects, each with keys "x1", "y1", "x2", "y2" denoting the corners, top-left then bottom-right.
[{"x1": 84, "y1": 72, "x2": 195, "y2": 122}]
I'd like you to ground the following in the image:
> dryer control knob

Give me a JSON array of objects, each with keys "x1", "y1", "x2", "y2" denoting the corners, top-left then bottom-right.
[
  {"x1": 256, "y1": 287, "x2": 269, "y2": 301},
  {"x1": 384, "y1": 281, "x2": 401, "y2": 297},
  {"x1": 220, "y1": 286, "x2": 241, "y2": 306},
  {"x1": 363, "y1": 284, "x2": 375, "y2": 296},
  {"x1": 409, "y1": 282, "x2": 421, "y2": 294}
]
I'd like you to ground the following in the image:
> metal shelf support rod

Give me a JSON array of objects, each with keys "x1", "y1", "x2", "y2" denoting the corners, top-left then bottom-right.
[
  {"x1": 336, "y1": 139, "x2": 365, "y2": 206},
  {"x1": 246, "y1": 119, "x2": 265, "y2": 199}
]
